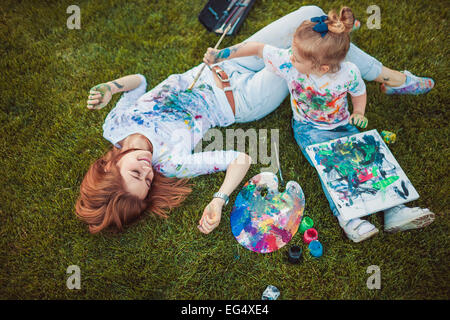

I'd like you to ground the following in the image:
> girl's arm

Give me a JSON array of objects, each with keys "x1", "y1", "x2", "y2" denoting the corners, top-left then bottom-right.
[
  {"x1": 198, "y1": 153, "x2": 252, "y2": 234},
  {"x1": 87, "y1": 74, "x2": 143, "y2": 110},
  {"x1": 203, "y1": 41, "x2": 265, "y2": 65},
  {"x1": 349, "y1": 92, "x2": 368, "y2": 128}
]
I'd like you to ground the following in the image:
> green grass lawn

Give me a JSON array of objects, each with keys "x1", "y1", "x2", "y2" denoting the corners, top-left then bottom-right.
[{"x1": 0, "y1": 0, "x2": 449, "y2": 299}]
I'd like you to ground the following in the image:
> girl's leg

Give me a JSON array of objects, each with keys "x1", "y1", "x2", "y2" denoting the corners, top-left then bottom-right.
[
  {"x1": 291, "y1": 121, "x2": 378, "y2": 242},
  {"x1": 384, "y1": 205, "x2": 435, "y2": 232},
  {"x1": 291, "y1": 121, "x2": 359, "y2": 217},
  {"x1": 233, "y1": 5, "x2": 326, "y2": 72}
]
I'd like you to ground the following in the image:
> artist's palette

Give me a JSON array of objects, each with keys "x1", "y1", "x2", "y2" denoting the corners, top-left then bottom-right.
[{"x1": 230, "y1": 172, "x2": 305, "y2": 253}]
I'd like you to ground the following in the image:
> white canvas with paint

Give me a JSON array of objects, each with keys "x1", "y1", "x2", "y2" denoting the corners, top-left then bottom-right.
[{"x1": 305, "y1": 129, "x2": 419, "y2": 220}]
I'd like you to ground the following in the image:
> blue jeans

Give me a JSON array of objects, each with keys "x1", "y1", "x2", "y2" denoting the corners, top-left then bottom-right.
[{"x1": 292, "y1": 119, "x2": 360, "y2": 217}]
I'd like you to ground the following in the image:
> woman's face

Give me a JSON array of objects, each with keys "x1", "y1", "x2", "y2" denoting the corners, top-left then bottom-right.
[{"x1": 116, "y1": 150, "x2": 154, "y2": 199}]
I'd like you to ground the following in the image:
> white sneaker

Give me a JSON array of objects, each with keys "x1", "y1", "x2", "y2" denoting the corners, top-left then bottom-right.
[
  {"x1": 384, "y1": 205, "x2": 435, "y2": 233},
  {"x1": 338, "y1": 217, "x2": 379, "y2": 243}
]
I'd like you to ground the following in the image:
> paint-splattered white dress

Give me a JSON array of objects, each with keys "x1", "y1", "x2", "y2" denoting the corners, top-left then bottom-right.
[{"x1": 103, "y1": 71, "x2": 240, "y2": 178}]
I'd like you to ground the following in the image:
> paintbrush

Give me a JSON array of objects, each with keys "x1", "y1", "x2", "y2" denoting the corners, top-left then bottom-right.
[
  {"x1": 187, "y1": 22, "x2": 233, "y2": 91},
  {"x1": 214, "y1": 0, "x2": 242, "y2": 34},
  {"x1": 273, "y1": 141, "x2": 285, "y2": 187},
  {"x1": 223, "y1": 0, "x2": 251, "y2": 35},
  {"x1": 213, "y1": 0, "x2": 239, "y2": 30}
]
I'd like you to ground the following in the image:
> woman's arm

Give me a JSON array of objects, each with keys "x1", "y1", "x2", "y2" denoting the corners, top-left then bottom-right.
[
  {"x1": 87, "y1": 74, "x2": 143, "y2": 110},
  {"x1": 198, "y1": 153, "x2": 252, "y2": 234},
  {"x1": 106, "y1": 74, "x2": 143, "y2": 94},
  {"x1": 203, "y1": 41, "x2": 265, "y2": 65}
]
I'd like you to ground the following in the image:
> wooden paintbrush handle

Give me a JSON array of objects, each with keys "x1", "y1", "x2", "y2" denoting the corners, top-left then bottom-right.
[{"x1": 187, "y1": 23, "x2": 233, "y2": 91}]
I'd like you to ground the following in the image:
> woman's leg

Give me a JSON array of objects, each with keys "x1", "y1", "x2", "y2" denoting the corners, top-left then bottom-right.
[
  {"x1": 236, "y1": 3, "x2": 410, "y2": 85},
  {"x1": 232, "y1": 67, "x2": 289, "y2": 123},
  {"x1": 375, "y1": 67, "x2": 407, "y2": 87},
  {"x1": 234, "y1": 4, "x2": 405, "y2": 85},
  {"x1": 231, "y1": 3, "x2": 432, "y2": 94},
  {"x1": 344, "y1": 42, "x2": 384, "y2": 82},
  {"x1": 345, "y1": 40, "x2": 434, "y2": 94}
]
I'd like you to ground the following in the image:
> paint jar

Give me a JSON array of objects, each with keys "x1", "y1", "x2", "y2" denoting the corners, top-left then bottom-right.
[
  {"x1": 381, "y1": 130, "x2": 396, "y2": 144},
  {"x1": 308, "y1": 240, "x2": 323, "y2": 258},
  {"x1": 299, "y1": 216, "x2": 314, "y2": 233},
  {"x1": 303, "y1": 228, "x2": 318, "y2": 244},
  {"x1": 287, "y1": 245, "x2": 302, "y2": 264}
]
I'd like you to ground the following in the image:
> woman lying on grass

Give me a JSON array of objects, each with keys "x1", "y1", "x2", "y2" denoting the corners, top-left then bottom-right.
[{"x1": 75, "y1": 5, "x2": 434, "y2": 235}]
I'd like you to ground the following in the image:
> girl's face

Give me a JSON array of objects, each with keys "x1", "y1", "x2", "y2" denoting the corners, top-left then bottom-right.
[{"x1": 116, "y1": 150, "x2": 154, "y2": 199}]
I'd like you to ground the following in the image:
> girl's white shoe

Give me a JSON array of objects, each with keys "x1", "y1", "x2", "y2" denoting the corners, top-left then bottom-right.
[
  {"x1": 384, "y1": 205, "x2": 435, "y2": 233},
  {"x1": 338, "y1": 216, "x2": 379, "y2": 243}
]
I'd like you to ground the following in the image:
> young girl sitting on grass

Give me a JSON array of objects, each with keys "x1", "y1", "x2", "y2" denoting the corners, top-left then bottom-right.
[{"x1": 203, "y1": 6, "x2": 435, "y2": 242}]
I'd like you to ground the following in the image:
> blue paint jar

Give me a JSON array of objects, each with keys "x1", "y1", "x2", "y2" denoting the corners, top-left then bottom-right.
[{"x1": 308, "y1": 240, "x2": 323, "y2": 258}]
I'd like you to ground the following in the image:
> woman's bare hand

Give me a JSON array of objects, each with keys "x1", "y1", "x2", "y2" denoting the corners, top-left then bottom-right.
[
  {"x1": 87, "y1": 83, "x2": 112, "y2": 110},
  {"x1": 198, "y1": 198, "x2": 225, "y2": 234}
]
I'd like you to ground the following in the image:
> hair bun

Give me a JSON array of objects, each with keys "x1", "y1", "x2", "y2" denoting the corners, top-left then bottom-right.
[{"x1": 327, "y1": 6, "x2": 355, "y2": 34}]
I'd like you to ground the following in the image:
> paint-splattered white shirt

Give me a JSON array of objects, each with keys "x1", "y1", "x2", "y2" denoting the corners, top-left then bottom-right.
[
  {"x1": 103, "y1": 70, "x2": 240, "y2": 178},
  {"x1": 263, "y1": 45, "x2": 366, "y2": 130}
]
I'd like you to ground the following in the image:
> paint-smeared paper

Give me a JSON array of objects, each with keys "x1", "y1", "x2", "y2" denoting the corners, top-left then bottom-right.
[
  {"x1": 230, "y1": 172, "x2": 305, "y2": 253},
  {"x1": 306, "y1": 129, "x2": 419, "y2": 220}
]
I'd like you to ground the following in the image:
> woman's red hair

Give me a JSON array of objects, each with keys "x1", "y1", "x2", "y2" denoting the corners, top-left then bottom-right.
[{"x1": 75, "y1": 145, "x2": 191, "y2": 233}]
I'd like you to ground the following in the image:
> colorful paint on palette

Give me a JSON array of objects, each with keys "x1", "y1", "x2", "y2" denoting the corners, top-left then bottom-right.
[
  {"x1": 230, "y1": 172, "x2": 305, "y2": 253},
  {"x1": 306, "y1": 130, "x2": 419, "y2": 220}
]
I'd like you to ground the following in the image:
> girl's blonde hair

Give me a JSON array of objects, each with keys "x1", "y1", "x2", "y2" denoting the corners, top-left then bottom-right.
[{"x1": 293, "y1": 7, "x2": 355, "y2": 73}]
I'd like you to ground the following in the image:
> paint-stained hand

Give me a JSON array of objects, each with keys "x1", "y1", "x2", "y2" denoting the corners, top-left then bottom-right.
[
  {"x1": 87, "y1": 83, "x2": 112, "y2": 110},
  {"x1": 349, "y1": 113, "x2": 368, "y2": 129},
  {"x1": 203, "y1": 47, "x2": 221, "y2": 65},
  {"x1": 198, "y1": 198, "x2": 224, "y2": 234}
]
